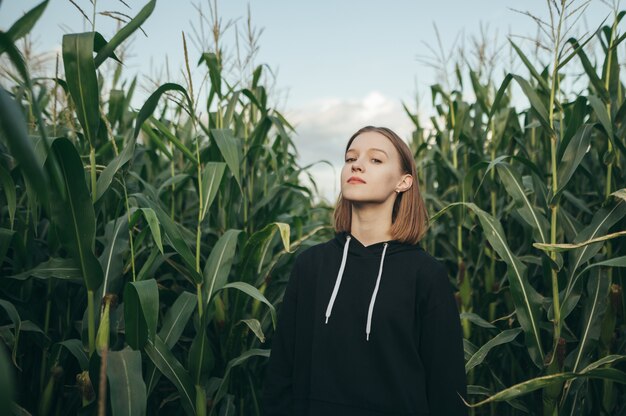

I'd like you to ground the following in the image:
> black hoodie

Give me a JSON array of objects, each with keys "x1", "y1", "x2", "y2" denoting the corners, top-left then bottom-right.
[{"x1": 262, "y1": 231, "x2": 467, "y2": 416}]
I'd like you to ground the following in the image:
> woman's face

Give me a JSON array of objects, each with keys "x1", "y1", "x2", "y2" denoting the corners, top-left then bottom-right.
[{"x1": 340, "y1": 131, "x2": 408, "y2": 204}]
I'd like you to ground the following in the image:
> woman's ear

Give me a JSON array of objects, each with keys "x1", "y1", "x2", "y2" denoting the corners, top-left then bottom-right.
[{"x1": 397, "y1": 174, "x2": 413, "y2": 192}]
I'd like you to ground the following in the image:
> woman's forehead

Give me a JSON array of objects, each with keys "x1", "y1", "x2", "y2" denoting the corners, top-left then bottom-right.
[{"x1": 347, "y1": 131, "x2": 393, "y2": 152}]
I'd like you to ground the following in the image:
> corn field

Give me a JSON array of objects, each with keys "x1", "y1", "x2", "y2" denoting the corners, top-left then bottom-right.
[{"x1": 1, "y1": 1, "x2": 626, "y2": 415}]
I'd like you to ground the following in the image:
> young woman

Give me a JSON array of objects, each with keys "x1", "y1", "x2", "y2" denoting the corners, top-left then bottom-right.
[{"x1": 262, "y1": 126, "x2": 467, "y2": 415}]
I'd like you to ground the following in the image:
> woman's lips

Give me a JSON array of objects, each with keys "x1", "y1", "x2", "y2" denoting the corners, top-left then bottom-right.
[{"x1": 347, "y1": 177, "x2": 366, "y2": 184}]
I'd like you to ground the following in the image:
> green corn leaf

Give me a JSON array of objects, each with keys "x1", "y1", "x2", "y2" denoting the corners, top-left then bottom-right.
[
  {"x1": 469, "y1": 356, "x2": 626, "y2": 407},
  {"x1": 146, "y1": 292, "x2": 196, "y2": 395},
  {"x1": 211, "y1": 129, "x2": 242, "y2": 192},
  {"x1": 217, "y1": 395, "x2": 236, "y2": 416},
  {"x1": 0, "y1": 87, "x2": 49, "y2": 204},
  {"x1": 0, "y1": 343, "x2": 14, "y2": 414},
  {"x1": 99, "y1": 216, "x2": 129, "y2": 297},
  {"x1": 269, "y1": 113, "x2": 296, "y2": 151},
  {"x1": 584, "y1": 354, "x2": 626, "y2": 371},
  {"x1": 149, "y1": 116, "x2": 197, "y2": 165},
  {"x1": 602, "y1": 27, "x2": 621, "y2": 101},
  {"x1": 124, "y1": 279, "x2": 159, "y2": 349},
  {"x1": 160, "y1": 292, "x2": 197, "y2": 349},
  {"x1": 508, "y1": 40, "x2": 551, "y2": 93},
  {"x1": 241, "y1": 222, "x2": 292, "y2": 279},
  {"x1": 459, "y1": 312, "x2": 497, "y2": 329},
  {"x1": 561, "y1": 256, "x2": 626, "y2": 321},
  {"x1": 220, "y1": 282, "x2": 276, "y2": 329},
  {"x1": 141, "y1": 123, "x2": 173, "y2": 160},
  {"x1": 140, "y1": 208, "x2": 163, "y2": 254},
  {"x1": 588, "y1": 95, "x2": 614, "y2": 141},
  {"x1": 251, "y1": 64, "x2": 264, "y2": 88},
  {"x1": 488, "y1": 74, "x2": 554, "y2": 140},
  {"x1": 469, "y1": 69, "x2": 490, "y2": 113},
  {"x1": 55, "y1": 339, "x2": 89, "y2": 370},
  {"x1": 134, "y1": 83, "x2": 190, "y2": 139},
  {"x1": 188, "y1": 328, "x2": 214, "y2": 385},
  {"x1": 222, "y1": 90, "x2": 241, "y2": 127},
  {"x1": 466, "y1": 328, "x2": 522, "y2": 373},
  {"x1": 488, "y1": 75, "x2": 513, "y2": 127},
  {"x1": 93, "y1": 32, "x2": 121, "y2": 65},
  {"x1": 211, "y1": 349, "x2": 270, "y2": 409},
  {"x1": 244, "y1": 116, "x2": 272, "y2": 162},
  {"x1": 557, "y1": 197, "x2": 626, "y2": 323},
  {"x1": 135, "y1": 248, "x2": 164, "y2": 283},
  {"x1": 511, "y1": 74, "x2": 552, "y2": 134},
  {"x1": 568, "y1": 200, "x2": 626, "y2": 274},
  {"x1": 0, "y1": 33, "x2": 29, "y2": 90},
  {"x1": 496, "y1": 163, "x2": 549, "y2": 244},
  {"x1": 48, "y1": 138, "x2": 103, "y2": 291},
  {"x1": 251, "y1": 186, "x2": 283, "y2": 217},
  {"x1": 144, "y1": 337, "x2": 196, "y2": 415},
  {"x1": 157, "y1": 173, "x2": 190, "y2": 197},
  {"x1": 199, "y1": 52, "x2": 222, "y2": 99},
  {"x1": 433, "y1": 202, "x2": 545, "y2": 367},
  {"x1": 238, "y1": 319, "x2": 266, "y2": 343},
  {"x1": 107, "y1": 348, "x2": 147, "y2": 416},
  {"x1": 107, "y1": 89, "x2": 125, "y2": 126},
  {"x1": 132, "y1": 194, "x2": 200, "y2": 282},
  {"x1": 564, "y1": 37, "x2": 609, "y2": 101},
  {"x1": 553, "y1": 124, "x2": 593, "y2": 202},
  {"x1": 559, "y1": 97, "x2": 587, "y2": 156},
  {"x1": 200, "y1": 162, "x2": 226, "y2": 221},
  {"x1": 62, "y1": 32, "x2": 100, "y2": 147},
  {"x1": 124, "y1": 288, "x2": 148, "y2": 350},
  {"x1": 241, "y1": 88, "x2": 264, "y2": 114},
  {"x1": 94, "y1": 0, "x2": 156, "y2": 68},
  {"x1": 402, "y1": 101, "x2": 420, "y2": 129},
  {"x1": 3, "y1": 1, "x2": 49, "y2": 45},
  {"x1": 0, "y1": 300, "x2": 21, "y2": 366},
  {"x1": 203, "y1": 229, "x2": 242, "y2": 305},
  {"x1": 7, "y1": 257, "x2": 81, "y2": 282},
  {"x1": 0, "y1": 32, "x2": 65, "y2": 199},
  {"x1": 569, "y1": 270, "x2": 610, "y2": 372},
  {"x1": 0, "y1": 229, "x2": 14, "y2": 269},
  {"x1": 253, "y1": 86, "x2": 269, "y2": 109},
  {"x1": 0, "y1": 165, "x2": 16, "y2": 229},
  {"x1": 535, "y1": 230, "x2": 626, "y2": 252},
  {"x1": 614, "y1": 95, "x2": 626, "y2": 126},
  {"x1": 95, "y1": 139, "x2": 136, "y2": 201}
]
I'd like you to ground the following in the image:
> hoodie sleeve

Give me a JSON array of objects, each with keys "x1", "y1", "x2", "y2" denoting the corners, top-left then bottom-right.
[
  {"x1": 419, "y1": 261, "x2": 468, "y2": 416},
  {"x1": 262, "y1": 255, "x2": 301, "y2": 416}
]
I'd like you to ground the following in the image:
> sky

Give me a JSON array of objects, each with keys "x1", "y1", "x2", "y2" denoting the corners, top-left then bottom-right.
[{"x1": 1, "y1": 0, "x2": 613, "y2": 203}]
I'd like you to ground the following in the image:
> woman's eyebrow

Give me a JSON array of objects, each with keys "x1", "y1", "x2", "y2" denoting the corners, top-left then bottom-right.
[{"x1": 346, "y1": 148, "x2": 388, "y2": 156}]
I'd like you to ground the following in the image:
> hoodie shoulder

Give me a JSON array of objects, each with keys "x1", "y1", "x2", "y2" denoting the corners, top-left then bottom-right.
[
  {"x1": 412, "y1": 249, "x2": 455, "y2": 312},
  {"x1": 413, "y1": 247, "x2": 447, "y2": 274},
  {"x1": 291, "y1": 237, "x2": 333, "y2": 267}
]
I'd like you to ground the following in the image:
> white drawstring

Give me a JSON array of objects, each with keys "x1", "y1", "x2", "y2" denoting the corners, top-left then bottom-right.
[
  {"x1": 366, "y1": 242, "x2": 388, "y2": 341},
  {"x1": 325, "y1": 236, "x2": 351, "y2": 324},
  {"x1": 324, "y1": 235, "x2": 389, "y2": 341}
]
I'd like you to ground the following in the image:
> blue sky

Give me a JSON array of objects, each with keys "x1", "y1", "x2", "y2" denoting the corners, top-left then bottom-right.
[{"x1": 1, "y1": 0, "x2": 612, "y2": 202}]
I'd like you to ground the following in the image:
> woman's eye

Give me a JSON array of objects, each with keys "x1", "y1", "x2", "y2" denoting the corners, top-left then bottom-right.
[
  {"x1": 345, "y1": 158, "x2": 355, "y2": 162},
  {"x1": 372, "y1": 159, "x2": 382, "y2": 163}
]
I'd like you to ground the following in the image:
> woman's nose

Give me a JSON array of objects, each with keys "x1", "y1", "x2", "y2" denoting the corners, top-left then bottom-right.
[{"x1": 351, "y1": 161, "x2": 363, "y2": 172}]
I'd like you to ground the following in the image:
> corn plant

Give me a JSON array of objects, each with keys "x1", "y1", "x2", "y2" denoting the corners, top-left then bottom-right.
[
  {"x1": 407, "y1": 1, "x2": 626, "y2": 414},
  {"x1": 0, "y1": 1, "x2": 330, "y2": 415}
]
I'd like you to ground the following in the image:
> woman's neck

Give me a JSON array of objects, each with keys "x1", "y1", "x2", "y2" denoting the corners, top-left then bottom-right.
[{"x1": 349, "y1": 202, "x2": 393, "y2": 247}]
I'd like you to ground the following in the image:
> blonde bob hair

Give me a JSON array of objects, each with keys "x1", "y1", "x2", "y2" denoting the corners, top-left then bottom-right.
[{"x1": 333, "y1": 125, "x2": 429, "y2": 245}]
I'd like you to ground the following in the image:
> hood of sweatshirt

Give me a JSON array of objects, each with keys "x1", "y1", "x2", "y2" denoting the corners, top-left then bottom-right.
[
  {"x1": 326, "y1": 231, "x2": 422, "y2": 340},
  {"x1": 332, "y1": 230, "x2": 420, "y2": 258}
]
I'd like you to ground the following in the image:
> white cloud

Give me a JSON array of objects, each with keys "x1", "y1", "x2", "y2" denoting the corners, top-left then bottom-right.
[{"x1": 284, "y1": 91, "x2": 417, "y2": 205}]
